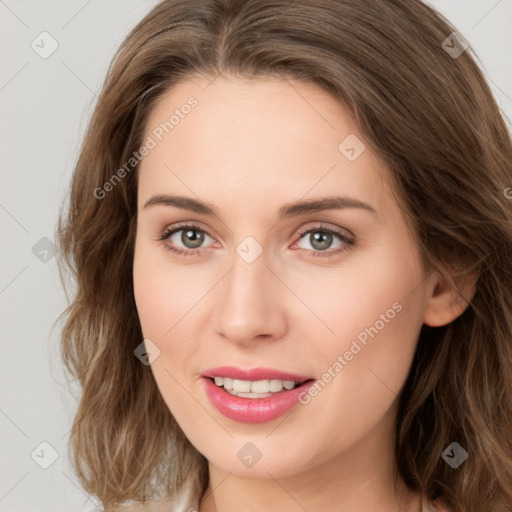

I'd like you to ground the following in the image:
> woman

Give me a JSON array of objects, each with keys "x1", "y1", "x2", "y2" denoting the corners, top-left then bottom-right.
[{"x1": 55, "y1": 1, "x2": 512, "y2": 511}]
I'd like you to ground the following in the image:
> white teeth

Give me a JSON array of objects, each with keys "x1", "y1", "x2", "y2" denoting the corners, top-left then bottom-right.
[
  {"x1": 212, "y1": 377, "x2": 303, "y2": 394},
  {"x1": 225, "y1": 389, "x2": 274, "y2": 398},
  {"x1": 232, "y1": 379, "x2": 251, "y2": 393},
  {"x1": 250, "y1": 379, "x2": 270, "y2": 393},
  {"x1": 269, "y1": 379, "x2": 284, "y2": 392}
]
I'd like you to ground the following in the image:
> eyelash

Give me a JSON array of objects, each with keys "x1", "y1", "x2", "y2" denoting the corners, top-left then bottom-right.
[{"x1": 157, "y1": 223, "x2": 355, "y2": 259}]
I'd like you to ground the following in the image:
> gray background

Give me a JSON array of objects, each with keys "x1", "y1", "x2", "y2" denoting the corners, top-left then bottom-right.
[{"x1": 1, "y1": 1, "x2": 511, "y2": 511}]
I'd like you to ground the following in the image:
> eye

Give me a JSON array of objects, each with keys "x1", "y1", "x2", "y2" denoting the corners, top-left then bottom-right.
[
  {"x1": 158, "y1": 223, "x2": 214, "y2": 256},
  {"x1": 292, "y1": 224, "x2": 355, "y2": 258},
  {"x1": 158, "y1": 222, "x2": 355, "y2": 258}
]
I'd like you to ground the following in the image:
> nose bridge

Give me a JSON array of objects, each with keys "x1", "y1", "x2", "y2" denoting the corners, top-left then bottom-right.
[
  {"x1": 214, "y1": 243, "x2": 285, "y2": 342},
  {"x1": 227, "y1": 247, "x2": 268, "y2": 299}
]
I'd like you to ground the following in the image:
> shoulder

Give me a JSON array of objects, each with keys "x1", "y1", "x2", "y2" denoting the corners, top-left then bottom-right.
[
  {"x1": 108, "y1": 494, "x2": 176, "y2": 512},
  {"x1": 107, "y1": 463, "x2": 204, "y2": 512},
  {"x1": 106, "y1": 480, "x2": 200, "y2": 512}
]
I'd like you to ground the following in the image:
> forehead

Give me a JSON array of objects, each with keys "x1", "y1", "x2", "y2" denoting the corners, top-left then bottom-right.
[{"x1": 137, "y1": 75, "x2": 392, "y2": 218}]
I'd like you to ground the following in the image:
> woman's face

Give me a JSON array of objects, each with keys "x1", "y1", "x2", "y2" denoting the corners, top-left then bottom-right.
[{"x1": 133, "y1": 75, "x2": 434, "y2": 479}]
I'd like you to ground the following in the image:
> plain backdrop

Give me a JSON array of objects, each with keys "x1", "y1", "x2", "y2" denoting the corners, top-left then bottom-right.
[{"x1": 1, "y1": 1, "x2": 511, "y2": 511}]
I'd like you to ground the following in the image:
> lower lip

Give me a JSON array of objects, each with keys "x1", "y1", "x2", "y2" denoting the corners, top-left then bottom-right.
[{"x1": 201, "y1": 377, "x2": 316, "y2": 423}]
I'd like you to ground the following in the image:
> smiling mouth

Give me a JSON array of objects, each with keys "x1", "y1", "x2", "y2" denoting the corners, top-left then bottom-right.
[{"x1": 207, "y1": 376, "x2": 312, "y2": 398}]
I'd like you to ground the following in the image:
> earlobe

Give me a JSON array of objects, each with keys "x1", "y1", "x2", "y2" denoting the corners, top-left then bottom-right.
[{"x1": 423, "y1": 268, "x2": 478, "y2": 327}]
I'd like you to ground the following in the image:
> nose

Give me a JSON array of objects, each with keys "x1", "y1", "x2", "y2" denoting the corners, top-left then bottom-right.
[{"x1": 214, "y1": 250, "x2": 287, "y2": 346}]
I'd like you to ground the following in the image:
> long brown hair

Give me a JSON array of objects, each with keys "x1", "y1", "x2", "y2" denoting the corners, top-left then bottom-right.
[{"x1": 55, "y1": 1, "x2": 512, "y2": 510}]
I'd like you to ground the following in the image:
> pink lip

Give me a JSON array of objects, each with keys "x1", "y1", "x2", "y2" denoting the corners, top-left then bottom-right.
[
  {"x1": 201, "y1": 372, "x2": 316, "y2": 424},
  {"x1": 200, "y1": 366, "x2": 314, "y2": 382}
]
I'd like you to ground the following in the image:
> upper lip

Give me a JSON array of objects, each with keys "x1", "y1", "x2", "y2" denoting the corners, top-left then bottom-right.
[{"x1": 200, "y1": 366, "x2": 315, "y2": 382}]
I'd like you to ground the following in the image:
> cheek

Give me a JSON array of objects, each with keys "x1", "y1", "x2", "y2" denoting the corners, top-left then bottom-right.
[
  {"x1": 133, "y1": 243, "x2": 203, "y2": 420},
  {"x1": 133, "y1": 240, "x2": 215, "y2": 404},
  {"x1": 133, "y1": 242, "x2": 166, "y2": 339},
  {"x1": 294, "y1": 245, "x2": 425, "y2": 427},
  {"x1": 133, "y1": 240, "x2": 203, "y2": 340},
  {"x1": 292, "y1": 239, "x2": 423, "y2": 347}
]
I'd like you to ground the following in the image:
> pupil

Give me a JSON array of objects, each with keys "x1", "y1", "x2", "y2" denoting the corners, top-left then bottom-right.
[
  {"x1": 182, "y1": 229, "x2": 204, "y2": 248},
  {"x1": 180, "y1": 229, "x2": 332, "y2": 251},
  {"x1": 311, "y1": 231, "x2": 332, "y2": 250}
]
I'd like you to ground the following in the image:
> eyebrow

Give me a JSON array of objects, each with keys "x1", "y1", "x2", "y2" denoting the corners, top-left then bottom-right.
[{"x1": 143, "y1": 194, "x2": 378, "y2": 219}]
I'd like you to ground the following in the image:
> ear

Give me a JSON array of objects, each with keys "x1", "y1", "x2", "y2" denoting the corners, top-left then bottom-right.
[{"x1": 423, "y1": 267, "x2": 478, "y2": 327}]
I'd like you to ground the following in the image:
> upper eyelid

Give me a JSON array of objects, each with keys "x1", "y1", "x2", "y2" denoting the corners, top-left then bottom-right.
[
  {"x1": 163, "y1": 222, "x2": 353, "y2": 244},
  {"x1": 165, "y1": 222, "x2": 214, "y2": 238},
  {"x1": 296, "y1": 223, "x2": 353, "y2": 238}
]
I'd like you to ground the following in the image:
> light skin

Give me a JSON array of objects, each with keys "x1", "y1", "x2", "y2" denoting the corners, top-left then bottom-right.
[{"x1": 132, "y1": 75, "x2": 475, "y2": 512}]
